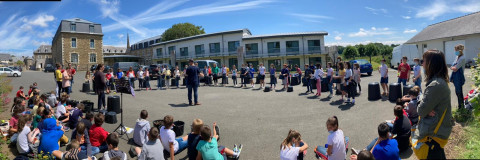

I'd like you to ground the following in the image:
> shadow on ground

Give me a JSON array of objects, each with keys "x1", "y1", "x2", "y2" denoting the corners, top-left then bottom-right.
[{"x1": 169, "y1": 103, "x2": 190, "y2": 107}]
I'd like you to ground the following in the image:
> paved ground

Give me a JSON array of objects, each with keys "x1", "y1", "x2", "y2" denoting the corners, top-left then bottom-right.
[{"x1": 6, "y1": 68, "x2": 473, "y2": 160}]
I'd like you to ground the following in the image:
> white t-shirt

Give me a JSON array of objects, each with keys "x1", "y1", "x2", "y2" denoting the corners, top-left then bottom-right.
[
  {"x1": 16, "y1": 126, "x2": 30, "y2": 154},
  {"x1": 380, "y1": 64, "x2": 388, "y2": 77},
  {"x1": 138, "y1": 71, "x2": 145, "y2": 79},
  {"x1": 327, "y1": 68, "x2": 333, "y2": 76},
  {"x1": 175, "y1": 70, "x2": 180, "y2": 77},
  {"x1": 259, "y1": 66, "x2": 266, "y2": 75},
  {"x1": 314, "y1": 69, "x2": 324, "y2": 80},
  {"x1": 159, "y1": 126, "x2": 178, "y2": 153},
  {"x1": 327, "y1": 130, "x2": 346, "y2": 160},
  {"x1": 280, "y1": 146, "x2": 300, "y2": 160},
  {"x1": 345, "y1": 69, "x2": 352, "y2": 79},
  {"x1": 222, "y1": 67, "x2": 227, "y2": 74},
  {"x1": 55, "y1": 103, "x2": 66, "y2": 118}
]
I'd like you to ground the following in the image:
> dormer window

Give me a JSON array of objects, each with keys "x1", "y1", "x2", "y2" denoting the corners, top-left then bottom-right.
[
  {"x1": 89, "y1": 25, "x2": 94, "y2": 33},
  {"x1": 71, "y1": 24, "x2": 76, "y2": 31}
]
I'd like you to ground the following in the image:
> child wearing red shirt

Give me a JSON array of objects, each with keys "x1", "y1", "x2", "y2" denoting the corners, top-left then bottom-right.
[
  {"x1": 397, "y1": 56, "x2": 410, "y2": 86},
  {"x1": 89, "y1": 113, "x2": 109, "y2": 156},
  {"x1": 16, "y1": 86, "x2": 26, "y2": 99}
]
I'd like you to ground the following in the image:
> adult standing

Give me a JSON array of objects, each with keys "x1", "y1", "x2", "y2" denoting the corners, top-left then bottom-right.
[
  {"x1": 54, "y1": 64, "x2": 63, "y2": 97},
  {"x1": 450, "y1": 44, "x2": 466, "y2": 109},
  {"x1": 304, "y1": 64, "x2": 313, "y2": 94},
  {"x1": 62, "y1": 66, "x2": 72, "y2": 95},
  {"x1": 186, "y1": 59, "x2": 204, "y2": 106},
  {"x1": 94, "y1": 64, "x2": 107, "y2": 111},
  {"x1": 397, "y1": 56, "x2": 410, "y2": 86},
  {"x1": 415, "y1": 50, "x2": 452, "y2": 159},
  {"x1": 157, "y1": 66, "x2": 164, "y2": 90}
]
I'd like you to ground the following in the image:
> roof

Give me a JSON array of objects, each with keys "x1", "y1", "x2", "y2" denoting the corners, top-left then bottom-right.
[
  {"x1": 406, "y1": 11, "x2": 480, "y2": 44},
  {"x1": 150, "y1": 29, "x2": 251, "y2": 47},
  {"x1": 133, "y1": 35, "x2": 162, "y2": 45},
  {"x1": 0, "y1": 53, "x2": 10, "y2": 61},
  {"x1": 63, "y1": 18, "x2": 99, "y2": 24},
  {"x1": 242, "y1": 31, "x2": 328, "y2": 40},
  {"x1": 103, "y1": 46, "x2": 127, "y2": 53},
  {"x1": 103, "y1": 55, "x2": 142, "y2": 58},
  {"x1": 34, "y1": 45, "x2": 52, "y2": 54}
]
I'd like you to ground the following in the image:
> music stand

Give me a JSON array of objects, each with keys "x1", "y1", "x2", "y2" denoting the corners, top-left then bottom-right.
[{"x1": 113, "y1": 78, "x2": 132, "y2": 139}]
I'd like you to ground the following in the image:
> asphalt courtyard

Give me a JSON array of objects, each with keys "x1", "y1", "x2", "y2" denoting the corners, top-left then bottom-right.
[{"x1": 7, "y1": 68, "x2": 473, "y2": 160}]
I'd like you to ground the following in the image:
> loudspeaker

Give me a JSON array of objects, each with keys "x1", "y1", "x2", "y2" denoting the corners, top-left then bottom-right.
[
  {"x1": 264, "y1": 86, "x2": 271, "y2": 92},
  {"x1": 105, "y1": 111, "x2": 117, "y2": 124},
  {"x1": 107, "y1": 96, "x2": 121, "y2": 114}
]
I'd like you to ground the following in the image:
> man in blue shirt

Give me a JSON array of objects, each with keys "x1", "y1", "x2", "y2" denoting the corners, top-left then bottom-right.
[
  {"x1": 186, "y1": 59, "x2": 204, "y2": 106},
  {"x1": 365, "y1": 122, "x2": 400, "y2": 160}
]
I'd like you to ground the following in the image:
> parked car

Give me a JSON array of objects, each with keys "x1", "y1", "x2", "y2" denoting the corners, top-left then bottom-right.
[
  {"x1": 44, "y1": 64, "x2": 55, "y2": 72},
  {"x1": 349, "y1": 59, "x2": 373, "y2": 76},
  {"x1": 113, "y1": 62, "x2": 140, "y2": 74},
  {"x1": 195, "y1": 60, "x2": 219, "y2": 81},
  {"x1": 8, "y1": 66, "x2": 22, "y2": 71},
  {"x1": 0, "y1": 67, "x2": 22, "y2": 77}
]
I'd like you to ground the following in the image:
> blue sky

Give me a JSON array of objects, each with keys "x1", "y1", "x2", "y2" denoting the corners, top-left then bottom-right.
[{"x1": 0, "y1": 0, "x2": 479, "y2": 56}]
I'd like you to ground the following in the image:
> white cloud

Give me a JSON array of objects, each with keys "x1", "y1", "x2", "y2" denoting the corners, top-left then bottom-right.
[
  {"x1": 96, "y1": 0, "x2": 275, "y2": 38},
  {"x1": 402, "y1": 16, "x2": 411, "y2": 19},
  {"x1": 0, "y1": 14, "x2": 32, "y2": 52},
  {"x1": 326, "y1": 40, "x2": 406, "y2": 46},
  {"x1": 334, "y1": 36, "x2": 342, "y2": 41},
  {"x1": 38, "y1": 31, "x2": 53, "y2": 38},
  {"x1": 117, "y1": 34, "x2": 124, "y2": 39},
  {"x1": 28, "y1": 14, "x2": 55, "y2": 27},
  {"x1": 403, "y1": 29, "x2": 417, "y2": 33},
  {"x1": 348, "y1": 27, "x2": 393, "y2": 37},
  {"x1": 32, "y1": 40, "x2": 48, "y2": 46},
  {"x1": 288, "y1": 13, "x2": 332, "y2": 23},
  {"x1": 365, "y1": 7, "x2": 388, "y2": 15},
  {"x1": 416, "y1": 0, "x2": 480, "y2": 20}
]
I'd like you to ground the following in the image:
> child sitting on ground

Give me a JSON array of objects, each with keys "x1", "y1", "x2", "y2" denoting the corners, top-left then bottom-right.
[
  {"x1": 187, "y1": 119, "x2": 203, "y2": 160},
  {"x1": 402, "y1": 86, "x2": 420, "y2": 126},
  {"x1": 32, "y1": 106, "x2": 44, "y2": 129},
  {"x1": 55, "y1": 96, "x2": 70, "y2": 123},
  {"x1": 63, "y1": 140, "x2": 88, "y2": 160},
  {"x1": 350, "y1": 150, "x2": 375, "y2": 160},
  {"x1": 135, "y1": 127, "x2": 165, "y2": 160},
  {"x1": 38, "y1": 117, "x2": 65, "y2": 159},
  {"x1": 133, "y1": 110, "x2": 150, "y2": 147},
  {"x1": 9, "y1": 105, "x2": 25, "y2": 143},
  {"x1": 197, "y1": 123, "x2": 240, "y2": 160},
  {"x1": 365, "y1": 122, "x2": 400, "y2": 160},
  {"x1": 81, "y1": 112, "x2": 94, "y2": 130},
  {"x1": 315, "y1": 116, "x2": 348, "y2": 160},
  {"x1": 391, "y1": 105, "x2": 411, "y2": 152},
  {"x1": 89, "y1": 113, "x2": 109, "y2": 155},
  {"x1": 280, "y1": 129, "x2": 308, "y2": 160},
  {"x1": 16, "y1": 114, "x2": 40, "y2": 155},
  {"x1": 160, "y1": 115, "x2": 188, "y2": 160},
  {"x1": 69, "y1": 103, "x2": 84, "y2": 129},
  {"x1": 102, "y1": 133, "x2": 127, "y2": 160},
  {"x1": 46, "y1": 91, "x2": 57, "y2": 109},
  {"x1": 71, "y1": 122, "x2": 92, "y2": 158}
]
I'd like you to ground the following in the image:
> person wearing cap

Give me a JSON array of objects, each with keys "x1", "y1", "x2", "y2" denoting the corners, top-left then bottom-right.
[{"x1": 186, "y1": 59, "x2": 204, "y2": 106}]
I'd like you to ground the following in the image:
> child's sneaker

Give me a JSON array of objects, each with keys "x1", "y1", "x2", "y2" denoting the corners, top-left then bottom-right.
[
  {"x1": 352, "y1": 99, "x2": 355, "y2": 104},
  {"x1": 233, "y1": 144, "x2": 238, "y2": 152},
  {"x1": 346, "y1": 98, "x2": 350, "y2": 103},
  {"x1": 236, "y1": 144, "x2": 243, "y2": 158}
]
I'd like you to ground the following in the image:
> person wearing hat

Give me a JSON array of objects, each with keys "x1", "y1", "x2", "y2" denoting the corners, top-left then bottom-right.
[{"x1": 185, "y1": 59, "x2": 204, "y2": 106}]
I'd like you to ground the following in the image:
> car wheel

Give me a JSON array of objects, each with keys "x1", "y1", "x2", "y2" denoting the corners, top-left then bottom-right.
[
  {"x1": 367, "y1": 72, "x2": 372, "y2": 76},
  {"x1": 13, "y1": 73, "x2": 18, "y2": 77}
]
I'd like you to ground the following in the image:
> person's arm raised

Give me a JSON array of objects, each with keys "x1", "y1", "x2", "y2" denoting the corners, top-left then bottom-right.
[{"x1": 298, "y1": 140, "x2": 308, "y2": 153}]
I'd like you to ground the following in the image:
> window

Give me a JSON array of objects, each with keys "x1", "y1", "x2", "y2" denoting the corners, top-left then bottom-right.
[
  {"x1": 149, "y1": 40, "x2": 154, "y2": 45},
  {"x1": 246, "y1": 61, "x2": 258, "y2": 68},
  {"x1": 70, "y1": 24, "x2": 76, "y2": 31},
  {"x1": 71, "y1": 38, "x2": 76, "y2": 48},
  {"x1": 286, "y1": 41, "x2": 299, "y2": 53},
  {"x1": 156, "y1": 48, "x2": 163, "y2": 57},
  {"x1": 89, "y1": 25, "x2": 94, "y2": 33},
  {"x1": 228, "y1": 58, "x2": 238, "y2": 70},
  {"x1": 155, "y1": 39, "x2": 161, "y2": 43},
  {"x1": 168, "y1": 46, "x2": 176, "y2": 54},
  {"x1": 309, "y1": 57, "x2": 322, "y2": 67},
  {"x1": 267, "y1": 42, "x2": 280, "y2": 53},
  {"x1": 90, "y1": 39, "x2": 95, "y2": 48},
  {"x1": 245, "y1": 43, "x2": 258, "y2": 55},
  {"x1": 287, "y1": 58, "x2": 300, "y2": 69},
  {"x1": 228, "y1": 41, "x2": 240, "y2": 52},
  {"x1": 209, "y1": 43, "x2": 220, "y2": 53},
  {"x1": 71, "y1": 53, "x2": 78, "y2": 63},
  {"x1": 308, "y1": 40, "x2": 321, "y2": 51},
  {"x1": 180, "y1": 47, "x2": 188, "y2": 57},
  {"x1": 139, "y1": 43, "x2": 143, "y2": 49},
  {"x1": 213, "y1": 59, "x2": 222, "y2": 66},
  {"x1": 268, "y1": 59, "x2": 282, "y2": 71},
  {"x1": 144, "y1": 42, "x2": 148, "y2": 48},
  {"x1": 89, "y1": 53, "x2": 96, "y2": 63},
  {"x1": 195, "y1": 44, "x2": 205, "y2": 55}
]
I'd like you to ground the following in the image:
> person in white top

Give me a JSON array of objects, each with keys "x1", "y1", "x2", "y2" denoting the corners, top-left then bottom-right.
[
  {"x1": 345, "y1": 62, "x2": 355, "y2": 104},
  {"x1": 231, "y1": 65, "x2": 238, "y2": 87},
  {"x1": 258, "y1": 63, "x2": 266, "y2": 89},
  {"x1": 379, "y1": 59, "x2": 389, "y2": 96},
  {"x1": 222, "y1": 65, "x2": 228, "y2": 87},
  {"x1": 326, "y1": 62, "x2": 334, "y2": 97},
  {"x1": 280, "y1": 130, "x2": 309, "y2": 160},
  {"x1": 137, "y1": 68, "x2": 145, "y2": 89},
  {"x1": 314, "y1": 63, "x2": 324, "y2": 96},
  {"x1": 315, "y1": 116, "x2": 347, "y2": 160},
  {"x1": 159, "y1": 115, "x2": 188, "y2": 160},
  {"x1": 353, "y1": 63, "x2": 362, "y2": 94},
  {"x1": 175, "y1": 66, "x2": 181, "y2": 88}
]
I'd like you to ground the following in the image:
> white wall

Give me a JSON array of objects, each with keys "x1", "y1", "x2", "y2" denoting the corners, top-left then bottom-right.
[{"x1": 412, "y1": 34, "x2": 480, "y2": 64}]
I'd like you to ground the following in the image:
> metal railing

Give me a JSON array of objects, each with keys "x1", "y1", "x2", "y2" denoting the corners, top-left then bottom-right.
[{"x1": 267, "y1": 48, "x2": 280, "y2": 53}]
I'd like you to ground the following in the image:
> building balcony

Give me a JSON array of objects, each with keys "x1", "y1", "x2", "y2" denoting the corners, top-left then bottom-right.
[
  {"x1": 307, "y1": 46, "x2": 322, "y2": 54},
  {"x1": 267, "y1": 48, "x2": 280, "y2": 54}
]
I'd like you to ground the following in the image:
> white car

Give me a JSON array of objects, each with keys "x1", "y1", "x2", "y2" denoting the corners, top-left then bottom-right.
[{"x1": 0, "y1": 67, "x2": 22, "y2": 77}]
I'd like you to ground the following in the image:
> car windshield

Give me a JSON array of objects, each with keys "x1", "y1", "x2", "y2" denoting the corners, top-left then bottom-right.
[
  {"x1": 197, "y1": 62, "x2": 207, "y2": 69},
  {"x1": 355, "y1": 60, "x2": 368, "y2": 65},
  {"x1": 5, "y1": 68, "x2": 12, "y2": 71}
]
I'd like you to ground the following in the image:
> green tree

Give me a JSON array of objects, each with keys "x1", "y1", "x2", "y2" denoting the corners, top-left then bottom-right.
[
  {"x1": 161, "y1": 23, "x2": 206, "y2": 41},
  {"x1": 16, "y1": 60, "x2": 24, "y2": 66},
  {"x1": 342, "y1": 46, "x2": 359, "y2": 60},
  {"x1": 381, "y1": 46, "x2": 393, "y2": 58},
  {"x1": 337, "y1": 46, "x2": 345, "y2": 55},
  {"x1": 356, "y1": 44, "x2": 366, "y2": 56},
  {"x1": 365, "y1": 43, "x2": 378, "y2": 63}
]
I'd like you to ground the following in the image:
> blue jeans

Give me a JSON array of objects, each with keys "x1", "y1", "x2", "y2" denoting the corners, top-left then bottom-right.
[
  {"x1": 327, "y1": 76, "x2": 333, "y2": 94},
  {"x1": 366, "y1": 138, "x2": 378, "y2": 151},
  {"x1": 397, "y1": 78, "x2": 407, "y2": 86},
  {"x1": 63, "y1": 86, "x2": 71, "y2": 95},
  {"x1": 10, "y1": 133, "x2": 18, "y2": 143},
  {"x1": 414, "y1": 77, "x2": 422, "y2": 91},
  {"x1": 129, "y1": 78, "x2": 135, "y2": 88},
  {"x1": 316, "y1": 136, "x2": 349, "y2": 158},
  {"x1": 175, "y1": 137, "x2": 188, "y2": 154},
  {"x1": 145, "y1": 76, "x2": 151, "y2": 88},
  {"x1": 91, "y1": 142, "x2": 108, "y2": 156},
  {"x1": 187, "y1": 83, "x2": 199, "y2": 104}
]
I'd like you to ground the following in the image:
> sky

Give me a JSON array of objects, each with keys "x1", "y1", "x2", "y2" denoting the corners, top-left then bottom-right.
[{"x1": 0, "y1": 0, "x2": 479, "y2": 56}]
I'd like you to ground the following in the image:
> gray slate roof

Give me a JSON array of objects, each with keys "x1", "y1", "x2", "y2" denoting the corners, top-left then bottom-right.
[
  {"x1": 103, "y1": 46, "x2": 127, "y2": 53},
  {"x1": 0, "y1": 53, "x2": 10, "y2": 61},
  {"x1": 151, "y1": 29, "x2": 251, "y2": 46},
  {"x1": 34, "y1": 45, "x2": 52, "y2": 54},
  {"x1": 242, "y1": 31, "x2": 328, "y2": 40},
  {"x1": 406, "y1": 11, "x2": 480, "y2": 44},
  {"x1": 63, "y1": 18, "x2": 98, "y2": 24}
]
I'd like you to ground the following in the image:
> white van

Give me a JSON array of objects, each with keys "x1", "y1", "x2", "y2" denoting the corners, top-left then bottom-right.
[{"x1": 391, "y1": 44, "x2": 419, "y2": 68}]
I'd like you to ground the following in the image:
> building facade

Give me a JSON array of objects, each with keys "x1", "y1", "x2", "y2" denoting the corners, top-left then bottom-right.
[
  {"x1": 129, "y1": 29, "x2": 330, "y2": 70},
  {"x1": 33, "y1": 45, "x2": 53, "y2": 69},
  {"x1": 406, "y1": 12, "x2": 480, "y2": 65},
  {"x1": 103, "y1": 45, "x2": 127, "y2": 56},
  {"x1": 51, "y1": 18, "x2": 103, "y2": 71}
]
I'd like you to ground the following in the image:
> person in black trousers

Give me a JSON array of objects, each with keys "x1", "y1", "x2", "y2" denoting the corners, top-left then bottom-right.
[
  {"x1": 240, "y1": 64, "x2": 247, "y2": 87},
  {"x1": 94, "y1": 64, "x2": 106, "y2": 111}
]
